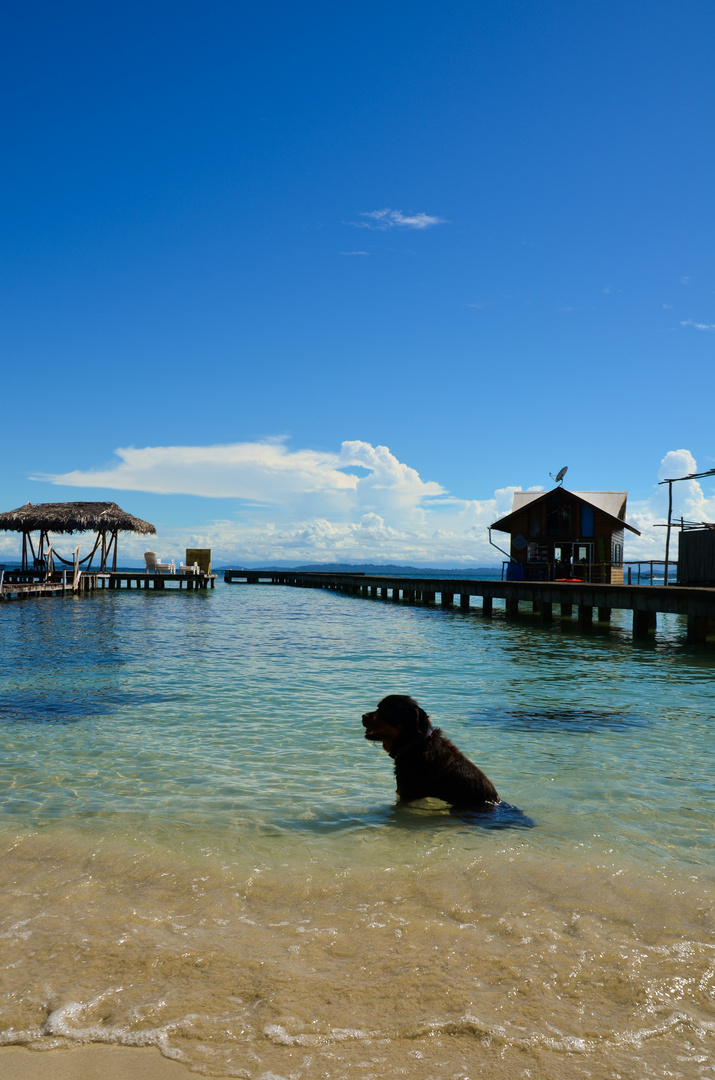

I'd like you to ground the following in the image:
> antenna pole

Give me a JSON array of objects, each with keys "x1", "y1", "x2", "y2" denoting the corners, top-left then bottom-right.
[{"x1": 663, "y1": 480, "x2": 673, "y2": 585}]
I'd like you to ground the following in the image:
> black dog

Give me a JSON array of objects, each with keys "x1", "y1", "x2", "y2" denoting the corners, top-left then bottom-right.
[{"x1": 362, "y1": 694, "x2": 499, "y2": 810}]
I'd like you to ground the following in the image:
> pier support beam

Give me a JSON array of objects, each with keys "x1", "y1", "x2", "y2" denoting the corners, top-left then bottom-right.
[
  {"x1": 560, "y1": 603, "x2": 572, "y2": 617},
  {"x1": 540, "y1": 602, "x2": 553, "y2": 624},
  {"x1": 392, "y1": 587, "x2": 400, "y2": 601},
  {"x1": 441, "y1": 590, "x2": 453, "y2": 607},
  {"x1": 578, "y1": 605, "x2": 593, "y2": 629},
  {"x1": 633, "y1": 609, "x2": 656, "y2": 639},
  {"x1": 423, "y1": 591, "x2": 435, "y2": 604},
  {"x1": 481, "y1": 597, "x2": 493, "y2": 617},
  {"x1": 687, "y1": 614, "x2": 708, "y2": 643},
  {"x1": 598, "y1": 607, "x2": 612, "y2": 622},
  {"x1": 460, "y1": 593, "x2": 470, "y2": 610},
  {"x1": 506, "y1": 598, "x2": 519, "y2": 618}
]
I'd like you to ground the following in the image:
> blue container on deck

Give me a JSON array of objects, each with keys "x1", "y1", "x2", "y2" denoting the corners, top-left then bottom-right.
[{"x1": 506, "y1": 562, "x2": 525, "y2": 581}]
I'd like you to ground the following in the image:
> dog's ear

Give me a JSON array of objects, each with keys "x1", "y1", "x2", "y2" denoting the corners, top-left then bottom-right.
[
  {"x1": 381, "y1": 695, "x2": 430, "y2": 736},
  {"x1": 415, "y1": 706, "x2": 431, "y2": 735}
]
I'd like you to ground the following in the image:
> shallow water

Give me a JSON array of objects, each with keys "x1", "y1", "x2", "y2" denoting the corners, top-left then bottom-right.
[{"x1": 1, "y1": 582, "x2": 714, "y2": 1077}]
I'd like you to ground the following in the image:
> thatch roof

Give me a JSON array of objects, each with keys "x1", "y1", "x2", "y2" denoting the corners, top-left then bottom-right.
[{"x1": 0, "y1": 501, "x2": 156, "y2": 535}]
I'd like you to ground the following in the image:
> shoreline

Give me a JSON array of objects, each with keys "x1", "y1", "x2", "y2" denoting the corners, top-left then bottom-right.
[{"x1": 0, "y1": 1045, "x2": 201, "y2": 1079}]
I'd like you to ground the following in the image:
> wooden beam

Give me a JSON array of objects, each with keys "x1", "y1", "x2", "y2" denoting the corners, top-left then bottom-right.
[
  {"x1": 687, "y1": 614, "x2": 708, "y2": 643},
  {"x1": 633, "y1": 609, "x2": 656, "y2": 639},
  {"x1": 578, "y1": 605, "x2": 593, "y2": 629}
]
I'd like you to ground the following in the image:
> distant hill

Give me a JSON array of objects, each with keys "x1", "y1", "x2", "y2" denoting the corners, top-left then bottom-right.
[{"x1": 216, "y1": 561, "x2": 500, "y2": 575}]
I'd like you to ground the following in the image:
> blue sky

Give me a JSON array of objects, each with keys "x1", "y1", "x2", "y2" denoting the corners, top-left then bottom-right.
[{"x1": 2, "y1": 1, "x2": 714, "y2": 565}]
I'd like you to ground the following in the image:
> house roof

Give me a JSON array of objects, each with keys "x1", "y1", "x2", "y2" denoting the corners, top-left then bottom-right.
[
  {"x1": 0, "y1": 501, "x2": 156, "y2": 535},
  {"x1": 491, "y1": 488, "x2": 641, "y2": 535}
]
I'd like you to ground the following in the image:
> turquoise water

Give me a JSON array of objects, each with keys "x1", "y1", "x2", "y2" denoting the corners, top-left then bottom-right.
[{"x1": 1, "y1": 582, "x2": 714, "y2": 1078}]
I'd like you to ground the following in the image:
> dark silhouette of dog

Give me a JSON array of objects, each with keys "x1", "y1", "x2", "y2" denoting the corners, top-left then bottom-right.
[{"x1": 362, "y1": 694, "x2": 500, "y2": 810}]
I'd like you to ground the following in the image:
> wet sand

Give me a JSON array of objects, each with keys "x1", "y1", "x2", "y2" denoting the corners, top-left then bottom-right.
[
  {"x1": 0, "y1": 1045, "x2": 198, "y2": 1079},
  {"x1": 2, "y1": 829, "x2": 714, "y2": 1079}
]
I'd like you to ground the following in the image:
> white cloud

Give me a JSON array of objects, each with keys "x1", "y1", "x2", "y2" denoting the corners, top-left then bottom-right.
[
  {"x1": 351, "y1": 208, "x2": 446, "y2": 230},
  {"x1": 30, "y1": 438, "x2": 514, "y2": 565},
  {"x1": 681, "y1": 319, "x2": 715, "y2": 332},
  {"x1": 38, "y1": 440, "x2": 360, "y2": 502},
  {"x1": 624, "y1": 449, "x2": 715, "y2": 561},
  {"x1": 39, "y1": 439, "x2": 447, "y2": 522},
  {"x1": 18, "y1": 440, "x2": 714, "y2": 568}
]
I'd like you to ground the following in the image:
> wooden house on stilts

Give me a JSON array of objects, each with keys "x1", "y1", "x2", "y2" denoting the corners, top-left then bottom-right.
[{"x1": 490, "y1": 487, "x2": 640, "y2": 583}]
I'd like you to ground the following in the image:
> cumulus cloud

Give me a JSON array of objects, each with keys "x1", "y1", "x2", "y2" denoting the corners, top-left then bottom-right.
[
  {"x1": 351, "y1": 208, "x2": 446, "y2": 230},
  {"x1": 624, "y1": 449, "x2": 715, "y2": 561},
  {"x1": 31, "y1": 438, "x2": 515, "y2": 565},
  {"x1": 39, "y1": 439, "x2": 444, "y2": 518},
  {"x1": 21, "y1": 439, "x2": 714, "y2": 568}
]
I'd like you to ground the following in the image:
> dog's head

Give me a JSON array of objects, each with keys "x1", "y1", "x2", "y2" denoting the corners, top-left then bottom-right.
[{"x1": 362, "y1": 694, "x2": 431, "y2": 753}]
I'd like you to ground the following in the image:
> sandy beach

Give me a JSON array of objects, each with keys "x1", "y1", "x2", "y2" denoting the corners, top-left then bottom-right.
[{"x1": 0, "y1": 1046, "x2": 199, "y2": 1080}]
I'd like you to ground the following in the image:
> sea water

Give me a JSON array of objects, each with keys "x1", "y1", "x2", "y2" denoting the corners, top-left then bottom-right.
[{"x1": 1, "y1": 581, "x2": 714, "y2": 1079}]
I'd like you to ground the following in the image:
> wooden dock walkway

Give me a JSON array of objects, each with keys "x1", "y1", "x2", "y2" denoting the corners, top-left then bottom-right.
[
  {"x1": 1, "y1": 568, "x2": 216, "y2": 600},
  {"x1": 224, "y1": 569, "x2": 715, "y2": 644}
]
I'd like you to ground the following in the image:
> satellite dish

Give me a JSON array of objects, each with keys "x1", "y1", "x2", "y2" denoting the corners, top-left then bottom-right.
[{"x1": 549, "y1": 465, "x2": 568, "y2": 485}]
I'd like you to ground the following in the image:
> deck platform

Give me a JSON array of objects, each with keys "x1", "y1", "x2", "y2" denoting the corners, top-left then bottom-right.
[
  {"x1": 106, "y1": 571, "x2": 216, "y2": 590},
  {"x1": 1, "y1": 568, "x2": 215, "y2": 599},
  {"x1": 224, "y1": 569, "x2": 715, "y2": 644}
]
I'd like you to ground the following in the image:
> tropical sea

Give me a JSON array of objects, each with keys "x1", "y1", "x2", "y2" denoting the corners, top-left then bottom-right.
[{"x1": 1, "y1": 578, "x2": 714, "y2": 1079}]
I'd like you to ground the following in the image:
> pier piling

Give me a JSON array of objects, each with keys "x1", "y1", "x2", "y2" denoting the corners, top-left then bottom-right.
[{"x1": 221, "y1": 570, "x2": 715, "y2": 647}]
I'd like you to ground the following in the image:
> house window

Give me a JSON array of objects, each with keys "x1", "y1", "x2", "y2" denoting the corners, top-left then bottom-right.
[
  {"x1": 546, "y1": 499, "x2": 558, "y2": 537},
  {"x1": 612, "y1": 542, "x2": 623, "y2": 566},
  {"x1": 581, "y1": 505, "x2": 594, "y2": 537},
  {"x1": 528, "y1": 508, "x2": 542, "y2": 538}
]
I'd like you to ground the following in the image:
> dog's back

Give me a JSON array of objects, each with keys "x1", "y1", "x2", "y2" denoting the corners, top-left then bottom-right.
[{"x1": 394, "y1": 727, "x2": 499, "y2": 809}]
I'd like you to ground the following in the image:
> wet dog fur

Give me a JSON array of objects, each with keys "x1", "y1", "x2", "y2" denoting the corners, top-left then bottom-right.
[{"x1": 362, "y1": 694, "x2": 499, "y2": 810}]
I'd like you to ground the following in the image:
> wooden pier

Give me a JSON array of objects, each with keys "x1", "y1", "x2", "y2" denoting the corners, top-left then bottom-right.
[
  {"x1": 224, "y1": 569, "x2": 715, "y2": 644},
  {"x1": 1, "y1": 568, "x2": 216, "y2": 599},
  {"x1": 104, "y1": 571, "x2": 216, "y2": 590}
]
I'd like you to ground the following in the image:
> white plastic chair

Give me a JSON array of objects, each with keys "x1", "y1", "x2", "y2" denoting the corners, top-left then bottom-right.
[{"x1": 144, "y1": 551, "x2": 174, "y2": 574}]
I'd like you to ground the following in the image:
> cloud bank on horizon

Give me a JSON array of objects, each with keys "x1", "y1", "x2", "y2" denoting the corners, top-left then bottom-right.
[{"x1": 20, "y1": 442, "x2": 715, "y2": 567}]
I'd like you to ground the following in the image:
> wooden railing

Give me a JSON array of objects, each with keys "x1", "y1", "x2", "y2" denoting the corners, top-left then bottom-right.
[{"x1": 502, "y1": 561, "x2": 678, "y2": 584}]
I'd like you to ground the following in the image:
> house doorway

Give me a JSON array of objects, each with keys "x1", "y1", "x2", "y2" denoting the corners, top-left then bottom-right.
[{"x1": 554, "y1": 542, "x2": 593, "y2": 579}]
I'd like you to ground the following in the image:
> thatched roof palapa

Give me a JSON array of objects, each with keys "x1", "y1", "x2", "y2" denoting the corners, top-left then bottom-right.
[{"x1": 0, "y1": 501, "x2": 156, "y2": 535}]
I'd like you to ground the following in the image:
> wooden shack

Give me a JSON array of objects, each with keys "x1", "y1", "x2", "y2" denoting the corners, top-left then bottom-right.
[
  {"x1": 678, "y1": 525, "x2": 715, "y2": 586},
  {"x1": 490, "y1": 488, "x2": 640, "y2": 583}
]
